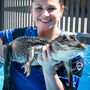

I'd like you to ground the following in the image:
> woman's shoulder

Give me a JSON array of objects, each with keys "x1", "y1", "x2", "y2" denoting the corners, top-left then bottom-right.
[
  {"x1": 0, "y1": 26, "x2": 36, "y2": 43},
  {"x1": 5, "y1": 26, "x2": 37, "y2": 39}
]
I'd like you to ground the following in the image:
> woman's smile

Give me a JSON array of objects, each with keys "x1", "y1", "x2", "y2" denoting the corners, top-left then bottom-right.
[{"x1": 38, "y1": 17, "x2": 52, "y2": 24}]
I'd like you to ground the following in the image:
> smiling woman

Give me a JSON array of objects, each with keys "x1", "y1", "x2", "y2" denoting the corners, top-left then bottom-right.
[
  {"x1": 30, "y1": 0, "x2": 64, "y2": 40},
  {"x1": 0, "y1": 0, "x2": 85, "y2": 90}
]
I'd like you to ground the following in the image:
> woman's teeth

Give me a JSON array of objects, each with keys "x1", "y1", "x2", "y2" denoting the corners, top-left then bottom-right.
[{"x1": 40, "y1": 19, "x2": 51, "y2": 23}]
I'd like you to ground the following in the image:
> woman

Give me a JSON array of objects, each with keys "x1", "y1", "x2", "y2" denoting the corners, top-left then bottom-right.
[{"x1": 0, "y1": 0, "x2": 84, "y2": 90}]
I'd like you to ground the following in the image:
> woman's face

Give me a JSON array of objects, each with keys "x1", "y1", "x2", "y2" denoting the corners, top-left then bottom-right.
[{"x1": 31, "y1": 0, "x2": 63, "y2": 31}]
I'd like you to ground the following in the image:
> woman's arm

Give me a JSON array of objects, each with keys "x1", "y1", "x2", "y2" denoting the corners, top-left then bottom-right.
[
  {"x1": 38, "y1": 45, "x2": 66, "y2": 90},
  {"x1": 0, "y1": 28, "x2": 25, "y2": 65},
  {"x1": 43, "y1": 68, "x2": 66, "y2": 90},
  {"x1": 0, "y1": 38, "x2": 5, "y2": 67},
  {"x1": 0, "y1": 44, "x2": 4, "y2": 57}
]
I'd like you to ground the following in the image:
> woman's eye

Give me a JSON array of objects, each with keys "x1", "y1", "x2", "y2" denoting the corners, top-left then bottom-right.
[
  {"x1": 48, "y1": 7, "x2": 55, "y2": 11},
  {"x1": 36, "y1": 7, "x2": 43, "y2": 10}
]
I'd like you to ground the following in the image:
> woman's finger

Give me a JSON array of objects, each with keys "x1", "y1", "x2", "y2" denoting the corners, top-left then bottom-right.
[
  {"x1": 46, "y1": 45, "x2": 50, "y2": 56},
  {"x1": 38, "y1": 55, "x2": 42, "y2": 61},
  {"x1": 46, "y1": 45, "x2": 52, "y2": 61},
  {"x1": 42, "y1": 46, "x2": 47, "y2": 61}
]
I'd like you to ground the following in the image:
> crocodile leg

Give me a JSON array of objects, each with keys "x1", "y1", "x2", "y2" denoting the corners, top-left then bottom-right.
[
  {"x1": 22, "y1": 48, "x2": 34, "y2": 77},
  {"x1": 3, "y1": 45, "x2": 13, "y2": 90},
  {"x1": 63, "y1": 60, "x2": 74, "y2": 90}
]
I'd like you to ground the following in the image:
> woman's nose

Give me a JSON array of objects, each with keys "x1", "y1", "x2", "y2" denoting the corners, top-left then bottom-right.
[{"x1": 42, "y1": 10, "x2": 50, "y2": 17}]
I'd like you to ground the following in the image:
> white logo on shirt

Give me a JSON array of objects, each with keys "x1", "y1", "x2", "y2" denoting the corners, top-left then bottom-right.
[{"x1": 76, "y1": 62, "x2": 83, "y2": 71}]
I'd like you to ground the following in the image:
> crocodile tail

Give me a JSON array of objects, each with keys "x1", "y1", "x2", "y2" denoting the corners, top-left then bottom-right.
[{"x1": 3, "y1": 45, "x2": 13, "y2": 90}]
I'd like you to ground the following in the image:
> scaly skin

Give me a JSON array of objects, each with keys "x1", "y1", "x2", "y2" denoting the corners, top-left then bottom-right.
[{"x1": 3, "y1": 35, "x2": 86, "y2": 90}]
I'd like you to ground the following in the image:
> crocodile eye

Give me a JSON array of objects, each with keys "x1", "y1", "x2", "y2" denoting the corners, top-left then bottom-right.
[
  {"x1": 63, "y1": 35, "x2": 69, "y2": 41},
  {"x1": 70, "y1": 35, "x2": 77, "y2": 41}
]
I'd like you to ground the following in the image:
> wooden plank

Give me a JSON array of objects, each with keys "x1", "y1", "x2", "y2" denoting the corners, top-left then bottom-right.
[
  {"x1": 6, "y1": 0, "x2": 8, "y2": 29},
  {"x1": 20, "y1": 0, "x2": 22, "y2": 27},
  {"x1": 10, "y1": 0, "x2": 11, "y2": 28},
  {"x1": 9, "y1": 0, "x2": 11, "y2": 29},
  {"x1": 87, "y1": 0, "x2": 90, "y2": 33},
  {"x1": 64, "y1": 0, "x2": 69, "y2": 31},
  {"x1": 22, "y1": 0, "x2": 24, "y2": 27},
  {"x1": 12, "y1": 0, "x2": 14, "y2": 28},
  {"x1": 30, "y1": 0, "x2": 32, "y2": 26},
  {"x1": 18, "y1": 0, "x2": 20, "y2": 28},
  {"x1": 75, "y1": 0, "x2": 80, "y2": 32},
  {"x1": 4, "y1": 0, "x2": 6, "y2": 29},
  {"x1": 28, "y1": 0, "x2": 30, "y2": 26},
  {"x1": 70, "y1": 0, "x2": 74, "y2": 32},
  {"x1": 25, "y1": 0, "x2": 27, "y2": 27},
  {"x1": 21, "y1": 0, "x2": 23, "y2": 27},
  {"x1": 81, "y1": 0, "x2": 86, "y2": 33},
  {"x1": 10, "y1": 0, "x2": 12, "y2": 28},
  {"x1": 14, "y1": 0, "x2": 17, "y2": 28},
  {"x1": 31, "y1": 0, "x2": 34, "y2": 26},
  {"x1": 60, "y1": 17, "x2": 63, "y2": 29},
  {"x1": 16, "y1": 0, "x2": 18, "y2": 28},
  {"x1": 7, "y1": 0, "x2": 10, "y2": 29},
  {"x1": 17, "y1": 0, "x2": 20, "y2": 28}
]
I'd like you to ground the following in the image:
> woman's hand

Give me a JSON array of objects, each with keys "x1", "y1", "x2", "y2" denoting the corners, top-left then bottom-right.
[
  {"x1": 0, "y1": 45, "x2": 4, "y2": 57},
  {"x1": 38, "y1": 44, "x2": 56, "y2": 73},
  {"x1": 37, "y1": 45, "x2": 65, "y2": 90}
]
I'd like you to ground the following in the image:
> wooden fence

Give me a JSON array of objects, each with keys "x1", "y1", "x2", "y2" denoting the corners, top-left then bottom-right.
[{"x1": 0, "y1": 0, "x2": 90, "y2": 43}]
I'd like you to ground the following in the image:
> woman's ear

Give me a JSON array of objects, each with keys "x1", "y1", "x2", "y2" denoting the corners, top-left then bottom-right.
[
  {"x1": 30, "y1": 6, "x2": 33, "y2": 16},
  {"x1": 60, "y1": 6, "x2": 64, "y2": 17},
  {"x1": 61, "y1": 6, "x2": 64, "y2": 12}
]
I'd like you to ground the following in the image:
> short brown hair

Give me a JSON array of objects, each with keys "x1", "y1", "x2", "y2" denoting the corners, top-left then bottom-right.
[{"x1": 31, "y1": 0, "x2": 63, "y2": 7}]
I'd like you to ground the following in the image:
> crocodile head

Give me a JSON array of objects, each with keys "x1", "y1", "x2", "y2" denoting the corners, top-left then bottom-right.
[{"x1": 51, "y1": 34, "x2": 86, "y2": 61}]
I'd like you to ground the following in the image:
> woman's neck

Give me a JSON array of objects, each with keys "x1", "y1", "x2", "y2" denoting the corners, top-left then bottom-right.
[{"x1": 38, "y1": 27, "x2": 61, "y2": 40}]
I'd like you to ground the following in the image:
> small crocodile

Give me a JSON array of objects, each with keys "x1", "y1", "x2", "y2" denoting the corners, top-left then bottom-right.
[{"x1": 2, "y1": 34, "x2": 86, "y2": 90}]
